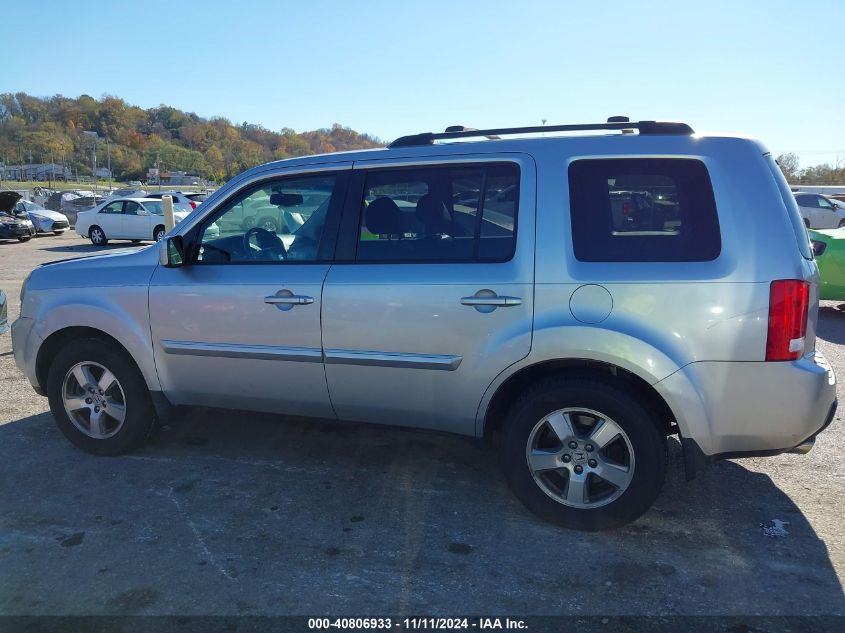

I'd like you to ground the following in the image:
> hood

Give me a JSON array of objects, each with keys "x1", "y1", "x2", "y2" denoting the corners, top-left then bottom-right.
[
  {"x1": 0, "y1": 191, "x2": 23, "y2": 214},
  {"x1": 26, "y1": 207, "x2": 67, "y2": 221}
]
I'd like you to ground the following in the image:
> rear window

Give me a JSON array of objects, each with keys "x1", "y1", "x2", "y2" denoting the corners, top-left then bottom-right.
[
  {"x1": 569, "y1": 158, "x2": 720, "y2": 262},
  {"x1": 765, "y1": 154, "x2": 812, "y2": 260}
]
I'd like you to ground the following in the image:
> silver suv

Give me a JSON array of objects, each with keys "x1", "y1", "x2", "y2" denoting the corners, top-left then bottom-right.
[{"x1": 12, "y1": 119, "x2": 837, "y2": 530}]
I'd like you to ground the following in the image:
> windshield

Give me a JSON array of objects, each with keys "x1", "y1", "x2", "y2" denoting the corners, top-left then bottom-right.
[
  {"x1": 20, "y1": 200, "x2": 44, "y2": 213},
  {"x1": 828, "y1": 197, "x2": 845, "y2": 210}
]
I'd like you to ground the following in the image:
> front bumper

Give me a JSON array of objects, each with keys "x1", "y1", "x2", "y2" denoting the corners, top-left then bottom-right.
[
  {"x1": 11, "y1": 316, "x2": 44, "y2": 395},
  {"x1": 0, "y1": 224, "x2": 36, "y2": 239}
]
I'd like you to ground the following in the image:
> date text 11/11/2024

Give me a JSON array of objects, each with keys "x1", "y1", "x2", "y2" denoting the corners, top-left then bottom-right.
[{"x1": 307, "y1": 618, "x2": 528, "y2": 630}]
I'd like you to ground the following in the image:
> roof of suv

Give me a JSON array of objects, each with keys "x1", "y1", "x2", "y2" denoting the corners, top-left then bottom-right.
[{"x1": 239, "y1": 119, "x2": 765, "y2": 175}]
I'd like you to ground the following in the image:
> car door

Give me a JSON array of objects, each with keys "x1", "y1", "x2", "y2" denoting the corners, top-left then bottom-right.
[
  {"x1": 817, "y1": 195, "x2": 841, "y2": 228},
  {"x1": 96, "y1": 200, "x2": 126, "y2": 237},
  {"x1": 148, "y1": 166, "x2": 350, "y2": 417},
  {"x1": 122, "y1": 200, "x2": 152, "y2": 240},
  {"x1": 321, "y1": 155, "x2": 536, "y2": 436}
]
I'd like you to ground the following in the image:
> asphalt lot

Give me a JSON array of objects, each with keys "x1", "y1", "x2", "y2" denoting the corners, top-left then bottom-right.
[{"x1": 0, "y1": 232, "x2": 843, "y2": 616}]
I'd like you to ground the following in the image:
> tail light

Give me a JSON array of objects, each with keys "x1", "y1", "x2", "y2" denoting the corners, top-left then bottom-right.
[
  {"x1": 622, "y1": 202, "x2": 631, "y2": 215},
  {"x1": 189, "y1": 201, "x2": 198, "y2": 209},
  {"x1": 766, "y1": 280, "x2": 810, "y2": 361}
]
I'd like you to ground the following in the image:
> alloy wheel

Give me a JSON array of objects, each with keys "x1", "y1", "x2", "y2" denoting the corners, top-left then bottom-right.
[
  {"x1": 525, "y1": 407, "x2": 635, "y2": 509},
  {"x1": 62, "y1": 361, "x2": 127, "y2": 439}
]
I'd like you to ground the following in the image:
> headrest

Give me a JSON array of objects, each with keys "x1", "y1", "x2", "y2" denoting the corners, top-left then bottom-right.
[
  {"x1": 366, "y1": 197, "x2": 404, "y2": 235},
  {"x1": 415, "y1": 194, "x2": 452, "y2": 234}
]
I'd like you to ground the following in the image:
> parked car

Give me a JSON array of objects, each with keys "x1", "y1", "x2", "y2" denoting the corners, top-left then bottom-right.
[
  {"x1": 808, "y1": 228, "x2": 845, "y2": 300},
  {"x1": 11, "y1": 119, "x2": 836, "y2": 531},
  {"x1": 143, "y1": 192, "x2": 201, "y2": 213},
  {"x1": 794, "y1": 192, "x2": 845, "y2": 229},
  {"x1": 0, "y1": 289, "x2": 7, "y2": 335},
  {"x1": 184, "y1": 192, "x2": 207, "y2": 205},
  {"x1": 15, "y1": 199, "x2": 70, "y2": 235},
  {"x1": 45, "y1": 191, "x2": 105, "y2": 226},
  {"x1": 105, "y1": 188, "x2": 147, "y2": 201},
  {"x1": 75, "y1": 198, "x2": 190, "y2": 245},
  {"x1": 0, "y1": 191, "x2": 36, "y2": 241}
]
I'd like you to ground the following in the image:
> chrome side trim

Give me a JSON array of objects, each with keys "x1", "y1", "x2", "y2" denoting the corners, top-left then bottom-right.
[
  {"x1": 324, "y1": 349, "x2": 462, "y2": 371},
  {"x1": 160, "y1": 340, "x2": 323, "y2": 363}
]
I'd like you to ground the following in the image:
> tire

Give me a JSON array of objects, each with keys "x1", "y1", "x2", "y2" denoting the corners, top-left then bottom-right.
[
  {"x1": 241, "y1": 216, "x2": 257, "y2": 231},
  {"x1": 18, "y1": 235, "x2": 31, "y2": 242},
  {"x1": 500, "y1": 378, "x2": 667, "y2": 531},
  {"x1": 838, "y1": 220, "x2": 845, "y2": 229},
  {"x1": 89, "y1": 225, "x2": 107, "y2": 246},
  {"x1": 153, "y1": 225, "x2": 166, "y2": 242},
  {"x1": 46, "y1": 338, "x2": 156, "y2": 456},
  {"x1": 256, "y1": 216, "x2": 278, "y2": 233},
  {"x1": 804, "y1": 218, "x2": 811, "y2": 229}
]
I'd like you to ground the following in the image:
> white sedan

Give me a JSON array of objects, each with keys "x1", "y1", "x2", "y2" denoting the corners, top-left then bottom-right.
[{"x1": 75, "y1": 198, "x2": 190, "y2": 245}]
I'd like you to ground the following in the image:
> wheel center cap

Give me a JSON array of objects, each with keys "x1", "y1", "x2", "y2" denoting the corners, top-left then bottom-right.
[{"x1": 573, "y1": 450, "x2": 587, "y2": 463}]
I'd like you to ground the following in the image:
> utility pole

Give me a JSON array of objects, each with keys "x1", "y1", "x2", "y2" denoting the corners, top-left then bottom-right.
[
  {"x1": 49, "y1": 147, "x2": 54, "y2": 189},
  {"x1": 106, "y1": 137, "x2": 112, "y2": 191},
  {"x1": 60, "y1": 143, "x2": 66, "y2": 182}
]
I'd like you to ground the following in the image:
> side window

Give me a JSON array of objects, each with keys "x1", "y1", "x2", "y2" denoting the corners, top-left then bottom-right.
[
  {"x1": 569, "y1": 158, "x2": 720, "y2": 262},
  {"x1": 124, "y1": 201, "x2": 142, "y2": 215},
  {"x1": 355, "y1": 163, "x2": 519, "y2": 262},
  {"x1": 100, "y1": 202, "x2": 123, "y2": 214},
  {"x1": 196, "y1": 173, "x2": 338, "y2": 264},
  {"x1": 818, "y1": 196, "x2": 834, "y2": 209}
]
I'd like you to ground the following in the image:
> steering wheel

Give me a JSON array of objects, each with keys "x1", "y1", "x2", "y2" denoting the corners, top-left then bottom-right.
[{"x1": 243, "y1": 227, "x2": 286, "y2": 260}]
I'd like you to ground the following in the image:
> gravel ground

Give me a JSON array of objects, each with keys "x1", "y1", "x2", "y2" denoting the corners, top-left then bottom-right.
[{"x1": 0, "y1": 232, "x2": 843, "y2": 616}]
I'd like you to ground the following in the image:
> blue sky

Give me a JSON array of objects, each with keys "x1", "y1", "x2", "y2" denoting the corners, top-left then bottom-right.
[{"x1": 3, "y1": 0, "x2": 843, "y2": 167}]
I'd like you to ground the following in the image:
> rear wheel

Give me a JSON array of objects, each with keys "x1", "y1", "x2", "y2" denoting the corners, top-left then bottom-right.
[
  {"x1": 838, "y1": 220, "x2": 845, "y2": 228},
  {"x1": 804, "y1": 218, "x2": 811, "y2": 229},
  {"x1": 46, "y1": 338, "x2": 156, "y2": 455},
  {"x1": 501, "y1": 378, "x2": 667, "y2": 531},
  {"x1": 89, "y1": 225, "x2": 107, "y2": 245},
  {"x1": 154, "y1": 225, "x2": 166, "y2": 242},
  {"x1": 18, "y1": 235, "x2": 31, "y2": 242}
]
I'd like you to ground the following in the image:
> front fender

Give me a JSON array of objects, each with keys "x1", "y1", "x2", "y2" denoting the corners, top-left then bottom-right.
[{"x1": 30, "y1": 288, "x2": 160, "y2": 392}]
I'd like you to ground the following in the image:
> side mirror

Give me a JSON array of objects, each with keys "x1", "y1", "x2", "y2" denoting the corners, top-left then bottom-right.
[{"x1": 159, "y1": 235, "x2": 185, "y2": 268}]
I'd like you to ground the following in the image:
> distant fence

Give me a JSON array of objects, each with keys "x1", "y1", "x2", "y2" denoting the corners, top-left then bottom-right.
[{"x1": 790, "y1": 185, "x2": 845, "y2": 194}]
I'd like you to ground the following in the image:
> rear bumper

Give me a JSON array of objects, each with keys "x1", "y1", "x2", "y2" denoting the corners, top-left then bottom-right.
[{"x1": 656, "y1": 350, "x2": 837, "y2": 463}]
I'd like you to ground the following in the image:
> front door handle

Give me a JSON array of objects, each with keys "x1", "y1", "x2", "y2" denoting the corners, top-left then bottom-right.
[
  {"x1": 460, "y1": 296, "x2": 522, "y2": 307},
  {"x1": 461, "y1": 290, "x2": 522, "y2": 313},
  {"x1": 264, "y1": 289, "x2": 314, "y2": 311}
]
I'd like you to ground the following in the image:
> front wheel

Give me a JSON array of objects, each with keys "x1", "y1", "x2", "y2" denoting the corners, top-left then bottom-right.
[
  {"x1": 89, "y1": 226, "x2": 107, "y2": 245},
  {"x1": 46, "y1": 338, "x2": 156, "y2": 455},
  {"x1": 18, "y1": 235, "x2": 31, "y2": 242},
  {"x1": 154, "y1": 225, "x2": 166, "y2": 242},
  {"x1": 838, "y1": 220, "x2": 845, "y2": 229},
  {"x1": 501, "y1": 378, "x2": 667, "y2": 531}
]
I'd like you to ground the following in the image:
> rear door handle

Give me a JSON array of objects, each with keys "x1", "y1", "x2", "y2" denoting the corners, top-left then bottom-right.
[
  {"x1": 264, "y1": 289, "x2": 314, "y2": 311},
  {"x1": 460, "y1": 296, "x2": 522, "y2": 307}
]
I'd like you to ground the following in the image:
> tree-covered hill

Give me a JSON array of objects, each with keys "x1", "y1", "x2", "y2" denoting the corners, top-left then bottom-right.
[{"x1": 0, "y1": 92, "x2": 383, "y2": 182}]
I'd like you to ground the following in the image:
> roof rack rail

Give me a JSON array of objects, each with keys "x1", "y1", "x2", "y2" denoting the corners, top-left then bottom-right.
[{"x1": 388, "y1": 119, "x2": 694, "y2": 148}]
